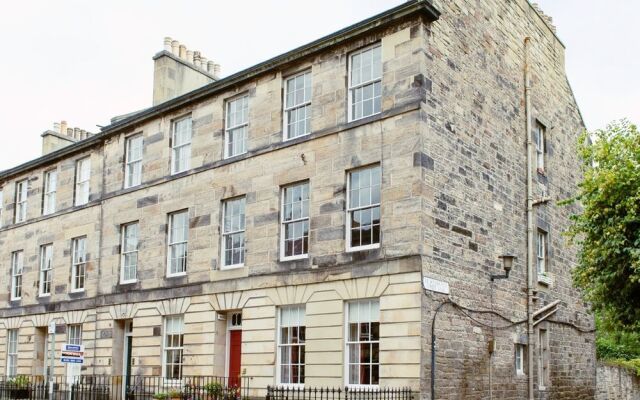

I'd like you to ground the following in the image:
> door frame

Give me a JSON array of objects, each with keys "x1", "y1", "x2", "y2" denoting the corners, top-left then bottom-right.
[
  {"x1": 123, "y1": 321, "x2": 133, "y2": 381},
  {"x1": 225, "y1": 312, "x2": 242, "y2": 379},
  {"x1": 122, "y1": 320, "x2": 134, "y2": 399}
]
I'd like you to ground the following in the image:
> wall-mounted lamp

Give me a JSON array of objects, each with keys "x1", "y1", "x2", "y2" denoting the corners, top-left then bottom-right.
[{"x1": 491, "y1": 254, "x2": 516, "y2": 281}]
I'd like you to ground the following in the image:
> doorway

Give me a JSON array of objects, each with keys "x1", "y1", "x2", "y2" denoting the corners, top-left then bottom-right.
[
  {"x1": 112, "y1": 320, "x2": 133, "y2": 399},
  {"x1": 123, "y1": 321, "x2": 133, "y2": 389},
  {"x1": 226, "y1": 312, "x2": 242, "y2": 388}
]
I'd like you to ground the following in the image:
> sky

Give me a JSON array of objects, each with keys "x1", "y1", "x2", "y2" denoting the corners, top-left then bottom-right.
[{"x1": 0, "y1": 0, "x2": 638, "y2": 171}]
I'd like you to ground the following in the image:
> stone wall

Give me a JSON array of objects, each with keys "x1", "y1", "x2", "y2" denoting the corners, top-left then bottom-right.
[
  {"x1": 0, "y1": 268, "x2": 423, "y2": 396},
  {"x1": 419, "y1": 0, "x2": 595, "y2": 398},
  {"x1": 597, "y1": 363, "x2": 640, "y2": 400}
]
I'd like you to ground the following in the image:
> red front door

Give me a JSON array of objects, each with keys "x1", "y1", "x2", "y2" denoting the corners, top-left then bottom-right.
[{"x1": 228, "y1": 330, "x2": 242, "y2": 388}]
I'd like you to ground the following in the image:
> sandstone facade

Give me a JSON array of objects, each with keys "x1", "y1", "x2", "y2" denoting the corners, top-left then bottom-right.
[{"x1": 0, "y1": 1, "x2": 595, "y2": 398}]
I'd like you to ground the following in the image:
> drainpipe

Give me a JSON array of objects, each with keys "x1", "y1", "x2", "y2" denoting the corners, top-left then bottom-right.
[{"x1": 524, "y1": 36, "x2": 535, "y2": 400}]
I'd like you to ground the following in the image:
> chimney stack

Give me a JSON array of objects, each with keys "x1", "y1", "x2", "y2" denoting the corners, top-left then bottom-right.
[
  {"x1": 531, "y1": 3, "x2": 557, "y2": 33},
  {"x1": 41, "y1": 121, "x2": 92, "y2": 155},
  {"x1": 152, "y1": 37, "x2": 221, "y2": 105}
]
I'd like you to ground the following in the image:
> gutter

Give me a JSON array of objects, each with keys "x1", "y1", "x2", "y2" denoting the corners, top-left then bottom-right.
[{"x1": 0, "y1": 0, "x2": 439, "y2": 181}]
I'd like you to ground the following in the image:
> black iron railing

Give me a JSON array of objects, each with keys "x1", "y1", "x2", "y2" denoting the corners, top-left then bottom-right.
[
  {"x1": 0, "y1": 376, "x2": 250, "y2": 400},
  {"x1": 266, "y1": 386, "x2": 414, "y2": 400}
]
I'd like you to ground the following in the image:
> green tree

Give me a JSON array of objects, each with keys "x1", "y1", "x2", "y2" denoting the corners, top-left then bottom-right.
[{"x1": 565, "y1": 119, "x2": 640, "y2": 333}]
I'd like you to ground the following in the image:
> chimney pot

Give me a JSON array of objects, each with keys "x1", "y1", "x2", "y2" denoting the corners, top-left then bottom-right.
[
  {"x1": 60, "y1": 121, "x2": 68, "y2": 135},
  {"x1": 67, "y1": 128, "x2": 73, "y2": 137},
  {"x1": 187, "y1": 50, "x2": 194, "y2": 63},
  {"x1": 179, "y1": 44, "x2": 187, "y2": 59},
  {"x1": 171, "y1": 40, "x2": 180, "y2": 56},
  {"x1": 74, "y1": 127, "x2": 80, "y2": 139},
  {"x1": 200, "y1": 56, "x2": 208, "y2": 69},
  {"x1": 214, "y1": 64, "x2": 221, "y2": 79},
  {"x1": 164, "y1": 37, "x2": 172, "y2": 52},
  {"x1": 207, "y1": 61, "x2": 215, "y2": 73},
  {"x1": 53, "y1": 122, "x2": 61, "y2": 132}
]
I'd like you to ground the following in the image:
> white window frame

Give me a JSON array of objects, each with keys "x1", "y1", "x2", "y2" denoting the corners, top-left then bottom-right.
[
  {"x1": 280, "y1": 182, "x2": 310, "y2": 261},
  {"x1": 10, "y1": 251, "x2": 23, "y2": 301},
  {"x1": 167, "y1": 211, "x2": 189, "y2": 277},
  {"x1": 515, "y1": 344, "x2": 525, "y2": 376},
  {"x1": 125, "y1": 134, "x2": 143, "y2": 188},
  {"x1": 348, "y1": 43, "x2": 382, "y2": 122},
  {"x1": 221, "y1": 197, "x2": 246, "y2": 269},
  {"x1": 537, "y1": 230, "x2": 547, "y2": 275},
  {"x1": 535, "y1": 122, "x2": 546, "y2": 171},
  {"x1": 171, "y1": 116, "x2": 192, "y2": 175},
  {"x1": 283, "y1": 70, "x2": 312, "y2": 140},
  {"x1": 277, "y1": 305, "x2": 306, "y2": 387},
  {"x1": 67, "y1": 324, "x2": 82, "y2": 345},
  {"x1": 224, "y1": 95, "x2": 249, "y2": 158},
  {"x1": 538, "y1": 328, "x2": 549, "y2": 389},
  {"x1": 6, "y1": 329, "x2": 18, "y2": 377},
  {"x1": 346, "y1": 165, "x2": 381, "y2": 252},
  {"x1": 71, "y1": 237, "x2": 87, "y2": 292},
  {"x1": 39, "y1": 244, "x2": 53, "y2": 297},
  {"x1": 15, "y1": 179, "x2": 28, "y2": 223},
  {"x1": 344, "y1": 299, "x2": 380, "y2": 388},
  {"x1": 162, "y1": 315, "x2": 185, "y2": 381},
  {"x1": 43, "y1": 169, "x2": 57, "y2": 215},
  {"x1": 120, "y1": 222, "x2": 139, "y2": 283},
  {"x1": 74, "y1": 157, "x2": 91, "y2": 206}
]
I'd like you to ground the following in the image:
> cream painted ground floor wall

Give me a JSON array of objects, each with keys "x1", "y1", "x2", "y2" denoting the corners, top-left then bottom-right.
[{"x1": 0, "y1": 269, "x2": 422, "y2": 397}]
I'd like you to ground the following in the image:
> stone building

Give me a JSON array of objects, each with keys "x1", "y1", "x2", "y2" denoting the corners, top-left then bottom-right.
[{"x1": 0, "y1": 0, "x2": 596, "y2": 399}]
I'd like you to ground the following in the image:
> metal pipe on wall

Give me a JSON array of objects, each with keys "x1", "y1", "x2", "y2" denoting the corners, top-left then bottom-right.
[{"x1": 524, "y1": 36, "x2": 535, "y2": 400}]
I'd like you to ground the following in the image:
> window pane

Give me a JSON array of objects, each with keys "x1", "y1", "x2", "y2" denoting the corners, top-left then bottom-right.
[
  {"x1": 278, "y1": 306, "x2": 305, "y2": 384},
  {"x1": 223, "y1": 198, "x2": 246, "y2": 266},
  {"x1": 349, "y1": 45, "x2": 382, "y2": 121}
]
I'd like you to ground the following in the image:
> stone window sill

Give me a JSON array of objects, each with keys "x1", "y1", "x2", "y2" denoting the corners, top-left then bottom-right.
[{"x1": 537, "y1": 274, "x2": 553, "y2": 286}]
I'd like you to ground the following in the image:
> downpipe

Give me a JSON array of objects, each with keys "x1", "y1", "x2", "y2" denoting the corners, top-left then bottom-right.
[{"x1": 524, "y1": 36, "x2": 535, "y2": 400}]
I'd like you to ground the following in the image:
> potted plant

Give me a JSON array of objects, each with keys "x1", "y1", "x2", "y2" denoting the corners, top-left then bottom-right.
[
  {"x1": 204, "y1": 382, "x2": 223, "y2": 400},
  {"x1": 168, "y1": 389, "x2": 183, "y2": 400},
  {"x1": 7, "y1": 376, "x2": 31, "y2": 399},
  {"x1": 153, "y1": 392, "x2": 169, "y2": 400}
]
